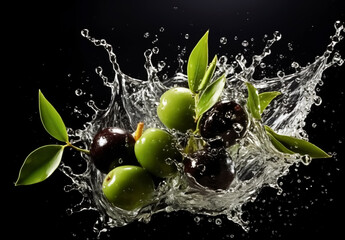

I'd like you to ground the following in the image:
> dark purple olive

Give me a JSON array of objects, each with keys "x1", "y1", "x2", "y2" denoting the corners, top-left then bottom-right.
[
  {"x1": 199, "y1": 100, "x2": 248, "y2": 148},
  {"x1": 183, "y1": 147, "x2": 235, "y2": 191},
  {"x1": 90, "y1": 127, "x2": 138, "y2": 173}
]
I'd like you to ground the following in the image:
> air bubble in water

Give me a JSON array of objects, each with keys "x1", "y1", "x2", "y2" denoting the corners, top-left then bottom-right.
[{"x1": 184, "y1": 33, "x2": 189, "y2": 39}]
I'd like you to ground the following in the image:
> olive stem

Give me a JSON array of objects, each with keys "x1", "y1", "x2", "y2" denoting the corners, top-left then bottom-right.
[
  {"x1": 133, "y1": 122, "x2": 145, "y2": 141},
  {"x1": 66, "y1": 142, "x2": 90, "y2": 155}
]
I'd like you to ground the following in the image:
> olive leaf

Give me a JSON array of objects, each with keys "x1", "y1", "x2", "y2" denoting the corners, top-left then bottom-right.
[
  {"x1": 266, "y1": 131, "x2": 295, "y2": 155},
  {"x1": 259, "y1": 91, "x2": 281, "y2": 114},
  {"x1": 15, "y1": 145, "x2": 65, "y2": 186},
  {"x1": 245, "y1": 82, "x2": 261, "y2": 120},
  {"x1": 39, "y1": 90, "x2": 69, "y2": 142},
  {"x1": 187, "y1": 31, "x2": 209, "y2": 93},
  {"x1": 198, "y1": 55, "x2": 217, "y2": 92},
  {"x1": 265, "y1": 126, "x2": 331, "y2": 159},
  {"x1": 195, "y1": 74, "x2": 226, "y2": 119}
]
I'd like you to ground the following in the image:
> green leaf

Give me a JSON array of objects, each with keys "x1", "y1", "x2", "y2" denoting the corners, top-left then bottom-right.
[
  {"x1": 196, "y1": 74, "x2": 226, "y2": 119},
  {"x1": 39, "y1": 90, "x2": 69, "y2": 142},
  {"x1": 265, "y1": 126, "x2": 331, "y2": 159},
  {"x1": 266, "y1": 131, "x2": 295, "y2": 155},
  {"x1": 198, "y1": 55, "x2": 217, "y2": 92},
  {"x1": 259, "y1": 91, "x2": 281, "y2": 114},
  {"x1": 245, "y1": 82, "x2": 261, "y2": 120},
  {"x1": 15, "y1": 145, "x2": 65, "y2": 186},
  {"x1": 187, "y1": 31, "x2": 209, "y2": 93}
]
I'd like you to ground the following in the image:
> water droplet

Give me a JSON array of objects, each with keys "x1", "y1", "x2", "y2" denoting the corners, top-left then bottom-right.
[
  {"x1": 277, "y1": 70, "x2": 285, "y2": 79},
  {"x1": 158, "y1": 60, "x2": 166, "y2": 70},
  {"x1": 291, "y1": 61, "x2": 300, "y2": 69},
  {"x1": 220, "y1": 37, "x2": 228, "y2": 45},
  {"x1": 152, "y1": 47, "x2": 159, "y2": 54},
  {"x1": 235, "y1": 124, "x2": 245, "y2": 134},
  {"x1": 273, "y1": 31, "x2": 282, "y2": 41},
  {"x1": 314, "y1": 96, "x2": 322, "y2": 106},
  {"x1": 242, "y1": 40, "x2": 249, "y2": 47},
  {"x1": 288, "y1": 42, "x2": 293, "y2": 51},
  {"x1": 143, "y1": 32, "x2": 150, "y2": 38},
  {"x1": 194, "y1": 216, "x2": 201, "y2": 223},
  {"x1": 215, "y1": 218, "x2": 222, "y2": 225},
  {"x1": 81, "y1": 29, "x2": 89, "y2": 38},
  {"x1": 159, "y1": 27, "x2": 165, "y2": 32},
  {"x1": 75, "y1": 88, "x2": 83, "y2": 96},
  {"x1": 184, "y1": 34, "x2": 189, "y2": 39},
  {"x1": 301, "y1": 155, "x2": 312, "y2": 165}
]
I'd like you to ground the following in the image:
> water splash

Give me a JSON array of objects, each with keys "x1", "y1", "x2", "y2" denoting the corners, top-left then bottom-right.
[{"x1": 61, "y1": 21, "x2": 344, "y2": 235}]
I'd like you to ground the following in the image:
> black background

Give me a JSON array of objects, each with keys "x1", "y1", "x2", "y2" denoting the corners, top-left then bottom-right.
[{"x1": 6, "y1": 0, "x2": 344, "y2": 239}]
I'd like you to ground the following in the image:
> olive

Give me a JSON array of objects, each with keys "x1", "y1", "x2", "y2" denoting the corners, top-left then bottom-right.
[
  {"x1": 157, "y1": 87, "x2": 196, "y2": 132},
  {"x1": 134, "y1": 128, "x2": 182, "y2": 178},
  {"x1": 102, "y1": 165, "x2": 155, "y2": 211},
  {"x1": 90, "y1": 127, "x2": 138, "y2": 173},
  {"x1": 199, "y1": 100, "x2": 248, "y2": 148},
  {"x1": 183, "y1": 147, "x2": 235, "y2": 191}
]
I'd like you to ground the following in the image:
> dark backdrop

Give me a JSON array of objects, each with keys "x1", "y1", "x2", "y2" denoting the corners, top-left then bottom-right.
[{"x1": 6, "y1": 1, "x2": 344, "y2": 239}]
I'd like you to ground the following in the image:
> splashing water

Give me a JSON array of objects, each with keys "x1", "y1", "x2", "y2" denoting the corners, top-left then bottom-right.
[{"x1": 60, "y1": 21, "x2": 344, "y2": 235}]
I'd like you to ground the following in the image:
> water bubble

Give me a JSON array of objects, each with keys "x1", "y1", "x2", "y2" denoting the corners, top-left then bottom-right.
[
  {"x1": 242, "y1": 40, "x2": 249, "y2": 47},
  {"x1": 184, "y1": 33, "x2": 189, "y2": 39},
  {"x1": 220, "y1": 37, "x2": 228, "y2": 45},
  {"x1": 288, "y1": 43, "x2": 293, "y2": 51},
  {"x1": 159, "y1": 27, "x2": 165, "y2": 32}
]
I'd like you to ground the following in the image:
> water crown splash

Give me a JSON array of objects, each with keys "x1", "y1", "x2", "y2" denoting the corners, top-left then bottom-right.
[{"x1": 61, "y1": 21, "x2": 344, "y2": 234}]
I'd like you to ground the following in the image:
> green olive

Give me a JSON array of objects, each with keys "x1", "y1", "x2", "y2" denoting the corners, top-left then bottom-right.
[
  {"x1": 157, "y1": 87, "x2": 196, "y2": 132},
  {"x1": 102, "y1": 165, "x2": 155, "y2": 211},
  {"x1": 134, "y1": 128, "x2": 182, "y2": 178}
]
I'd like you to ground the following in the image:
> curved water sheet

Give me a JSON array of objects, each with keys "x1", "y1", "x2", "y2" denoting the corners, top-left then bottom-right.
[{"x1": 60, "y1": 22, "x2": 344, "y2": 234}]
